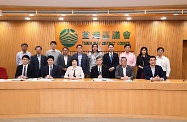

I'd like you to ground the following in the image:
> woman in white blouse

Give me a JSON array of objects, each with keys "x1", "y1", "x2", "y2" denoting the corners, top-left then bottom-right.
[{"x1": 64, "y1": 58, "x2": 84, "y2": 79}]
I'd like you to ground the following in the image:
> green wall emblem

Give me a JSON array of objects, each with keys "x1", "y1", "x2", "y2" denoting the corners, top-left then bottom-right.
[{"x1": 59, "y1": 28, "x2": 78, "y2": 47}]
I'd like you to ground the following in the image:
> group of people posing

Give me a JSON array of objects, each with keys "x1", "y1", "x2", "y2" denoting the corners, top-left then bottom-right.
[{"x1": 15, "y1": 41, "x2": 170, "y2": 81}]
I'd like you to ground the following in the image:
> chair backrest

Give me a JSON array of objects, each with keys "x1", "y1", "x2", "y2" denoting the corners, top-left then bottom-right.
[{"x1": 0, "y1": 67, "x2": 8, "y2": 79}]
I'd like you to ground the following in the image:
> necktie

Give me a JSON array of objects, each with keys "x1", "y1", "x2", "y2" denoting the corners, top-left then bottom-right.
[
  {"x1": 98, "y1": 67, "x2": 102, "y2": 75},
  {"x1": 110, "y1": 53, "x2": 113, "y2": 63},
  {"x1": 23, "y1": 66, "x2": 26, "y2": 76},
  {"x1": 50, "y1": 66, "x2": 53, "y2": 76},
  {"x1": 73, "y1": 69, "x2": 76, "y2": 77}
]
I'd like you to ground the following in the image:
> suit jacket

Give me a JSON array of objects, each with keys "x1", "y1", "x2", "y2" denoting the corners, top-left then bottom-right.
[
  {"x1": 57, "y1": 54, "x2": 71, "y2": 76},
  {"x1": 41, "y1": 64, "x2": 61, "y2": 78},
  {"x1": 90, "y1": 65, "x2": 109, "y2": 78},
  {"x1": 103, "y1": 52, "x2": 119, "y2": 78},
  {"x1": 15, "y1": 64, "x2": 35, "y2": 78},
  {"x1": 143, "y1": 65, "x2": 166, "y2": 80},
  {"x1": 30, "y1": 54, "x2": 47, "y2": 77},
  {"x1": 115, "y1": 65, "x2": 134, "y2": 80},
  {"x1": 71, "y1": 53, "x2": 89, "y2": 75}
]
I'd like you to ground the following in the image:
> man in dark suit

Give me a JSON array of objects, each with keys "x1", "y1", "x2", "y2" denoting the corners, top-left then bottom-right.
[
  {"x1": 57, "y1": 47, "x2": 71, "y2": 77},
  {"x1": 90, "y1": 56, "x2": 109, "y2": 78},
  {"x1": 41, "y1": 55, "x2": 61, "y2": 78},
  {"x1": 15, "y1": 55, "x2": 35, "y2": 78},
  {"x1": 71, "y1": 45, "x2": 89, "y2": 76},
  {"x1": 30, "y1": 46, "x2": 47, "y2": 77},
  {"x1": 143, "y1": 56, "x2": 166, "y2": 81},
  {"x1": 115, "y1": 57, "x2": 134, "y2": 80},
  {"x1": 103, "y1": 43, "x2": 119, "y2": 78}
]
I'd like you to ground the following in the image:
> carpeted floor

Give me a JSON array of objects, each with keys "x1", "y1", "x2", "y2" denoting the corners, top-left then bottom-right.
[{"x1": 0, "y1": 117, "x2": 186, "y2": 122}]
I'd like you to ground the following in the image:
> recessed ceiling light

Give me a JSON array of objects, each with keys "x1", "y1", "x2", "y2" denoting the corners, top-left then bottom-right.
[
  {"x1": 173, "y1": 14, "x2": 179, "y2": 15},
  {"x1": 125, "y1": 14, "x2": 129, "y2": 16},
  {"x1": 59, "y1": 17, "x2": 64, "y2": 20},
  {"x1": 93, "y1": 17, "x2": 97, "y2": 20},
  {"x1": 161, "y1": 17, "x2": 166, "y2": 20},
  {"x1": 61, "y1": 14, "x2": 66, "y2": 16},
  {"x1": 93, "y1": 14, "x2": 97, "y2": 16},
  {"x1": 126, "y1": 17, "x2": 131, "y2": 20},
  {"x1": 29, "y1": 14, "x2": 34, "y2": 16},
  {"x1": 25, "y1": 17, "x2": 30, "y2": 20}
]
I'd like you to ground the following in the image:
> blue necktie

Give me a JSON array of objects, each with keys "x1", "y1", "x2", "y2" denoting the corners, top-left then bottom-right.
[
  {"x1": 110, "y1": 54, "x2": 113, "y2": 63},
  {"x1": 50, "y1": 66, "x2": 53, "y2": 76},
  {"x1": 23, "y1": 66, "x2": 26, "y2": 76}
]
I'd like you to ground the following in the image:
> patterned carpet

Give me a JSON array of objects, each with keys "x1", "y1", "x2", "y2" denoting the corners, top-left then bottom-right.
[{"x1": 0, "y1": 117, "x2": 186, "y2": 122}]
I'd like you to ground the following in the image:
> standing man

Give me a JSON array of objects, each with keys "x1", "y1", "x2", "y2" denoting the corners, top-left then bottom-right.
[
  {"x1": 156, "y1": 47, "x2": 171, "y2": 78},
  {"x1": 46, "y1": 41, "x2": 61, "y2": 65},
  {"x1": 15, "y1": 55, "x2": 35, "y2": 79},
  {"x1": 71, "y1": 44, "x2": 89, "y2": 76},
  {"x1": 57, "y1": 47, "x2": 71, "y2": 77},
  {"x1": 103, "y1": 43, "x2": 119, "y2": 78},
  {"x1": 30, "y1": 46, "x2": 47, "y2": 77},
  {"x1": 119, "y1": 44, "x2": 136, "y2": 67},
  {"x1": 41, "y1": 55, "x2": 61, "y2": 79},
  {"x1": 143, "y1": 56, "x2": 166, "y2": 81},
  {"x1": 16, "y1": 43, "x2": 31, "y2": 66}
]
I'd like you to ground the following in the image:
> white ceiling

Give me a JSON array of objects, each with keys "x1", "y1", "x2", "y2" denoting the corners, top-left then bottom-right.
[{"x1": 0, "y1": 0, "x2": 187, "y2": 8}]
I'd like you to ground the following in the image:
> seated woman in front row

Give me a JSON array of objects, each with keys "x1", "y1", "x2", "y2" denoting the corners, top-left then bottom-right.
[{"x1": 64, "y1": 58, "x2": 84, "y2": 79}]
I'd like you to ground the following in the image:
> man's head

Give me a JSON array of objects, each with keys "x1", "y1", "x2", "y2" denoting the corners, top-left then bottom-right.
[
  {"x1": 149, "y1": 56, "x2": 157, "y2": 66},
  {"x1": 124, "y1": 43, "x2": 131, "y2": 53},
  {"x1": 35, "y1": 46, "x2": 42, "y2": 54},
  {"x1": 121, "y1": 57, "x2": 127, "y2": 67},
  {"x1": 96, "y1": 56, "x2": 102, "y2": 65},
  {"x1": 47, "y1": 55, "x2": 54, "y2": 66},
  {"x1": 21, "y1": 43, "x2": 28, "y2": 52},
  {"x1": 76, "y1": 44, "x2": 82, "y2": 53},
  {"x1": 157, "y1": 47, "x2": 164, "y2": 56},
  {"x1": 50, "y1": 41, "x2": 57, "y2": 50},
  {"x1": 22, "y1": 55, "x2": 30, "y2": 65},
  {"x1": 108, "y1": 43, "x2": 114, "y2": 52},
  {"x1": 62, "y1": 47, "x2": 69, "y2": 55}
]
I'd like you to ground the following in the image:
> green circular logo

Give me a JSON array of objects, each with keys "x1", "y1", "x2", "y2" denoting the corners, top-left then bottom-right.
[{"x1": 59, "y1": 28, "x2": 78, "y2": 47}]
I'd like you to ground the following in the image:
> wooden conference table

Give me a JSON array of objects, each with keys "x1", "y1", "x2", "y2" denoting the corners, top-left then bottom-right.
[{"x1": 0, "y1": 78, "x2": 187, "y2": 118}]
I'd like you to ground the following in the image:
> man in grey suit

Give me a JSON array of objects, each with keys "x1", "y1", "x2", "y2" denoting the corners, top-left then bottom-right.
[
  {"x1": 57, "y1": 47, "x2": 71, "y2": 77},
  {"x1": 115, "y1": 57, "x2": 134, "y2": 80}
]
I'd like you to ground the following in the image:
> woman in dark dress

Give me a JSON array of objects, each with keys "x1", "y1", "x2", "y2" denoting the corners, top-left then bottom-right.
[{"x1": 136, "y1": 47, "x2": 150, "y2": 79}]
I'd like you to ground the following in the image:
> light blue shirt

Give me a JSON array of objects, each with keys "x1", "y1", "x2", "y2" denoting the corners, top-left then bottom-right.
[{"x1": 78, "y1": 53, "x2": 82, "y2": 66}]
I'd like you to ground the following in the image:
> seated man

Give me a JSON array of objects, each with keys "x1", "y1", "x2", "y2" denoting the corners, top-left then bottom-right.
[
  {"x1": 115, "y1": 57, "x2": 134, "y2": 80},
  {"x1": 143, "y1": 56, "x2": 166, "y2": 81},
  {"x1": 41, "y1": 55, "x2": 61, "y2": 79},
  {"x1": 15, "y1": 55, "x2": 35, "y2": 79},
  {"x1": 90, "y1": 56, "x2": 109, "y2": 78}
]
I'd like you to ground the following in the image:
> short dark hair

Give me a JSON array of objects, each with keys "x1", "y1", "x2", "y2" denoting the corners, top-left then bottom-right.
[
  {"x1": 71, "y1": 58, "x2": 78, "y2": 63},
  {"x1": 21, "y1": 43, "x2": 28, "y2": 47},
  {"x1": 62, "y1": 47, "x2": 69, "y2": 50},
  {"x1": 157, "y1": 47, "x2": 164, "y2": 52},
  {"x1": 22, "y1": 55, "x2": 30, "y2": 60},
  {"x1": 121, "y1": 57, "x2": 127, "y2": 61},
  {"x1": 50, "y1": 41, "x2": 57, "y2": 45},
  {"x1": 124, "y1": 43, "x2": 131, "y2": 48},
  {"x1": 108, "y1": 43, "x2": 114, "y2": 47},
  {"x1": 149, "y1": 56, "x2": 156, "y2": 61},
  {"x1": 47, "y1": 55, "x2": 54, "y2": 61},
  {"x1": 35, "y1": 46, "x2": 42, "y2": 50},
  {"x1": 96, "y1": 56, "x2": 102, "y2": 60},
  {"x1": 76, "y1": 44, "x2": 82, "y2": 48}
]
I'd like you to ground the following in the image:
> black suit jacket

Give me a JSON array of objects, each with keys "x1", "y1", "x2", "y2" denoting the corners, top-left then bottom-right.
[
  {"x1": 15, "y1": 64, "x2": 35, "y2": 78},
  {"x1": 30, "y1": 54, "x2": 47, "y2": 77},
  {"x1": 71, "y1": 53, "x2": 89, "y2": 75},
  {"x1": 143, "y1": 65, "x2": 166, "y2": 80},
  {"x1": 103, "y1": 52, "x2": 119, "y2": 78},
  {"x1": 57, "y1": 54, "x2": 71, "y2": 76},
  {"x1": 90, "y1": 65, "x2": 109, "y2": 78},
  {"x1": 41, "y1": 64, "x2": 61, "y2": 78}
]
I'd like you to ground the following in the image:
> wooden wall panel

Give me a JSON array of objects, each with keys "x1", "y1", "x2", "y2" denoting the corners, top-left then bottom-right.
[{"x1": 0, "y1": 20, "x2": 187, "y2": 79}]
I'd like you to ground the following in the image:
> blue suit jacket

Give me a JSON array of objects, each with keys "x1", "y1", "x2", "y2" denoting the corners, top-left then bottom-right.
[
  {"x1": 41, "y1": 64, "x2": 61, "y2": 78},
  {"x1": 143, "y1": 65, "x2": 166, "y2": 80},
  {"x1": 71, "y1": 53, "x2": 89, "y2": 75}
]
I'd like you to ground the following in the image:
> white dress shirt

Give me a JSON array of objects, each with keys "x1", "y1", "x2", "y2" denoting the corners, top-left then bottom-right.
[
  {"x1": 63, "y1": 55, "x2": 68, "y2": 66},
  {"x1": 122, "y1": 66, "x2": 127, "y2": 77},
  {"x1": 37, "y1": 54, "x2": 41, "y2": 69},
  {"x1": 16, "y1": 51, "x2": 31, "y2": 66},
  {"x1": 156, "y1": 56, "x2": 171, "y2": 77},
  {"x1": 22, "y1": 64, "x2": 28, "y2": 77},
  {"x1": 64, "y1": 66, "x2": 84, "y2": 78}
]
